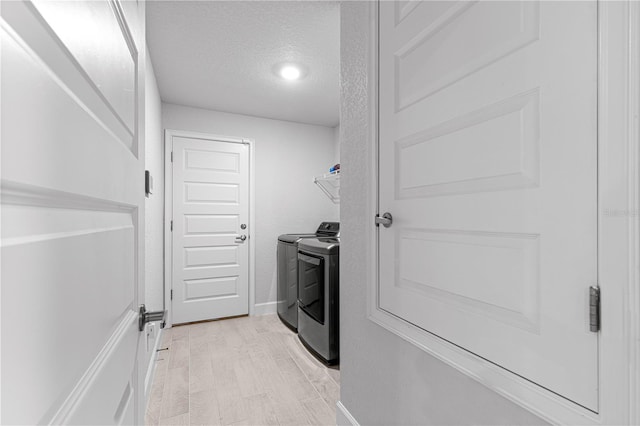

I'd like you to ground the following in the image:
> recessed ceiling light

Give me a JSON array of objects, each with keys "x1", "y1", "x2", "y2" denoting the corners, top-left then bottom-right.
[{"x1": 279, "y1": 65, "x2": 302, "y2": 80}]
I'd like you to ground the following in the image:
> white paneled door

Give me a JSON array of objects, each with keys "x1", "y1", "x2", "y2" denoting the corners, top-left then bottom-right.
[
  {"x1": 170, "y1": 134, "x2": 250, "y2": 324},
  {"x1": 1, "y1": 0, "x2": 146, "y2": 424},
  {"x1": 378, "y1": 1, "x2": 598, "y2": 411}
]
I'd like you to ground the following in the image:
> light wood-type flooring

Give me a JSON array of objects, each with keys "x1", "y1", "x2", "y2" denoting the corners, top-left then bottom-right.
[{"x1": 145, "y1": 314, "x2": 340, "y2": 426}]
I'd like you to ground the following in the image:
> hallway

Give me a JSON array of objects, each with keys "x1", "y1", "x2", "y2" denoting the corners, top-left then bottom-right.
[{"x1": 146, "y1": 315, "x2": 340, "y2": 425}]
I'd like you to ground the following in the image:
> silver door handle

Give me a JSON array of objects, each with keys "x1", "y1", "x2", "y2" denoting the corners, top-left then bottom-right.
[
  {"x1": 375, "y1": 212, "x2": 393, "y2": 228},
  {"x1": 235, "y1": 234, "x2": 247, "y2": 243}
]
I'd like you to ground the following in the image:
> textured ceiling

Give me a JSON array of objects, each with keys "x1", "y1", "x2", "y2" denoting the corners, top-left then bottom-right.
[{"x1": 146, "y1": 1, "x2": 340, "y2": 127}]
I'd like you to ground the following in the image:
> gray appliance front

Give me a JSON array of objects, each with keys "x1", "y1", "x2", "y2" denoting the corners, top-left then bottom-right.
[
  {"x1": 277, "y1": 239, "x2": 300, "y2": 330},
  {"x1": 297, "y1": 248, "x2": 339, "y2": 365}
]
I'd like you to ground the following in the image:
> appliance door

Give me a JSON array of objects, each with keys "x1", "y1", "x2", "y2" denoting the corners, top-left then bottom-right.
[{"x1": 298, "y1": 252, "x2": 325, "y2": 324}]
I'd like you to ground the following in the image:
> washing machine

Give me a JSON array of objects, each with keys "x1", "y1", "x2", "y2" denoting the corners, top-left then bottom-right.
[
  {"x1": 297, "y1": 236, "x2": 339, "y2": 365},
  {"x1": 277, "y1": 222, "x2": 339, "y2": 331}
]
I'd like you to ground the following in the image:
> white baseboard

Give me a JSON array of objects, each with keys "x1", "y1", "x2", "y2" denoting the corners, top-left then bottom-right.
[
  {"x1": 253, "y1": 301, "x2": 277, "y2": 316},
  {"x1": 144, "y1": 327, "x2": 163, "y2": 399},
  {"x1": 336, "y1": 401, "x2": 359, "y2": 426}
]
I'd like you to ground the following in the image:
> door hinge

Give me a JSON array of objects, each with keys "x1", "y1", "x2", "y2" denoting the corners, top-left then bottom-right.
[
  {"x1": 170, "y1": 220, "x2": 173, "y2": 231},
  {"x1": 170, "y1": 151, "x2": 173, "y2": 162},
  {"x1": 170, "y1": 289, "x2": 173, "y2": 300},
  {"x1": 589, "y1": 286, "x2": 600, "y2": 332}
]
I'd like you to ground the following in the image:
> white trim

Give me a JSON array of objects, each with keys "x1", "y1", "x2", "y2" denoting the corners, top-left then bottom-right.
[
  {"x1": 367, "y1": 1, "x2": 639, "y2": 424},
  {"x1": 163, "y1": 130, "x2": 172, "y2": 327},
  {"x1": 626, "y1": 4, "x2": 640, "y2": 424},
  {"x1": 598, "y1": 1, "x2": 640, "y2": 424},
  {"x1": 248, "y1": 136, "x2": 256, "y2": 316},
  {"x1": 144, "y1": 327, "x2": 163, "y2": 399},
  {"x1": 366, "y1": 0, "x2": 379, "y2": 327},
  {"x1": 252, "y1": 301, "x2": 277, "y2": 316},
  {"x1": 336, "y1": 401, "x2": 360, "y2": 426},
  {"x1": 133, "y1": 3, "x2": 147, "y2": 425},
  {"x1": 163, "y1": 129, "x2": 256, "y2": 327},
  {"x1": 630, "y1": 4, "x2": 640, "y2": 422}
]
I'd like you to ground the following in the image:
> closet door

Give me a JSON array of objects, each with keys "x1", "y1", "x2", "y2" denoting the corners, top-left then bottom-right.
[{"x1": 378, "y1": 0, "x2": 598, "y2": 410}]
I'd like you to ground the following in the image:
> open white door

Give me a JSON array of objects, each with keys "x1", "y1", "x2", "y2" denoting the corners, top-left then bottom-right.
[
  {"x1": 378, "y1": 0, "x2": 598, "y2": 411},
  {"x1": 168, "y1": 132, "x2": 250, "y2": 324},
  {"x1": 1, "y1": 1, "x2": 146, "y2": 424}
]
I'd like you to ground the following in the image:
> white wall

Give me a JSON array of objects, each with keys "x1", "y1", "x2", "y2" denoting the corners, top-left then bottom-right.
[
  {"x1": 338, "y1": 3, "x2": 546, "y2": 425},
  {"x1": 333, "y1": 124, "x2": 341, "y2": 164},
  {"x1": 162, "y1": 103, "x2": 339, "y2": 308},
  {"x1": 145, "y1": 56, "x2": 164, "y2": 312},
  {"x1": 141, "y1": 50, "x2": 164, "y2": 397},
  {"x1": 143, "y1": 50, "x2": 164, "y2": 399}
]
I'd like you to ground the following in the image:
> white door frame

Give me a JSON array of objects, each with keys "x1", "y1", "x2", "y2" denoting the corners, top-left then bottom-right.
[
  {"x1": 366, "y1": 1, "x2": 640, "y2": 424},
  {"x1": 163, "y1": 129, "x2": 256, "y2": 328}
]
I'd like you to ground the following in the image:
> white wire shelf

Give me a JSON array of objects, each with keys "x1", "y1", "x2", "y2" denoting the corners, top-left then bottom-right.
[{"x1": 313, "y1": 171, "x2": 340, "y2": 204}]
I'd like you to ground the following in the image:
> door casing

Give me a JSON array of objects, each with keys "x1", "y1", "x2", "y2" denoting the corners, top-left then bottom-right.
[
  {"x1": 163, "y1": 129, "x2": 256, "y2": 328},
  {"x1": 365, "y1": 1, "x2": 640, "y2": 424}
]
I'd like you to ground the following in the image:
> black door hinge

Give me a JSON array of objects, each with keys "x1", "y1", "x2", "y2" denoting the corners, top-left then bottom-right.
[
  {"x1": 589, "y1": 286, "x2": 600, "y2": 332},
  {"x1": 170, "y1": 289, "x2": 173, "y2": 300}
]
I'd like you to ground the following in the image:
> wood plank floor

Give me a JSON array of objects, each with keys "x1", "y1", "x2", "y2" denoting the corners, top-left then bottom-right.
[{"x1": 145, "y1": 314, "x2": 340, "y2": 426}]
